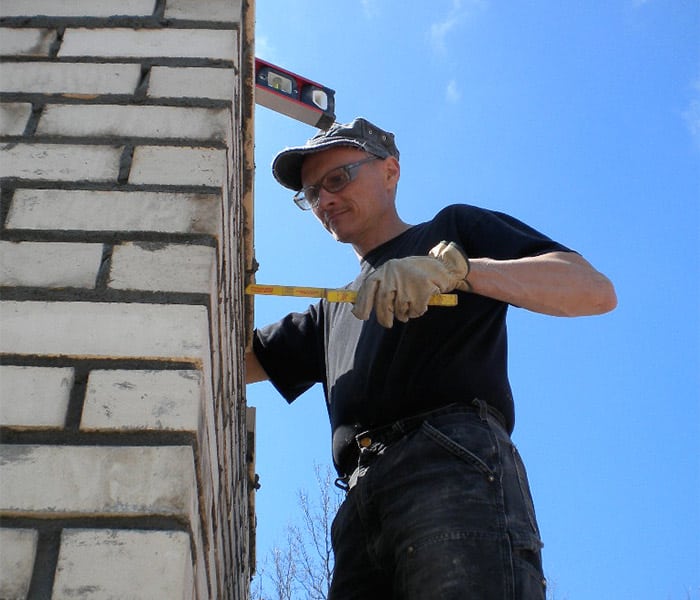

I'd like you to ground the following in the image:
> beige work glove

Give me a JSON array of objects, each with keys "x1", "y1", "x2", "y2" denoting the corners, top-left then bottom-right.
[{"x1": 352, "y1": 241, "x2": 471, "y2": 328}]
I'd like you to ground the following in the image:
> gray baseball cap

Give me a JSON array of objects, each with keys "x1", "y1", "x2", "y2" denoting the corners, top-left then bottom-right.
[{"x1": 272, "y1": 117, "x2": 400, "y2": 191}]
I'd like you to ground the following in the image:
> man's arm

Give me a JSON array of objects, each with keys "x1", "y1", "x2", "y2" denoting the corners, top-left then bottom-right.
[
  {"x1": 353, "y1": 245, "x2": 616, "y2": 327},
  {"x1": 468, "y1": 251, "x2": 617, "y2": 317},
  {"x1": 246, "y1": 349, "x2": 269, "y2": 384}
]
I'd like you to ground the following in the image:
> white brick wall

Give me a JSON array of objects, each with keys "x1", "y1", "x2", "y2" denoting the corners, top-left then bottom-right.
[
  {"x1": 0, "y1": 143, "x2": 122, "y2": 181},
  {"x1": 0, "y1": 241, "x2": 103, "y2": 288},
  {"x1": 0, "y1": 102, "x2": 33, "y2": 135},
  {"x1": 0, "y1": 0, "x2": 157, "y2": 18},
  {"x1": 0, "y1": 444, "x2": 197, "y2": 517},
  {"x1": 59, "y1": 28, "x2": 238, "y2": 60},
  {"x1": 0, "y1": 0, "x2": 256, "y2": 597},
  {"x1": 109, "y1": 242, "x2": 217, "y2": 294},
  {"x1": 164, "y1": 0, "x2": 241, "y2": 22},
  {"x1": 129, "y1": 146, "x2": 228, "y2": 187},
  {"x1": 0, "y1": 27, "x2": 57, "y2": 56},
  {"x1": 0, "y1": 301, "x2": 210, "y2": 359},
  {"x1": 148, "y1": 67, "x2": 236, "y2": 100},
  {"x1": 53, "y1": 529, "x2": 194, "y2": 600},
  {"x1": 0, "y1": 62, "x2": 142, "y2": 94},
  {"x1": 37, "y1": 105, "x2": 231, "y2": 140},
  {"x1": 82, "y1": 369, "x2": 202, "y2": 431},
  {"x1": 6, "y1": 189, "x2": 220, "y2": 234},
  {"x1": 0, "y1": 528, "x2": 38, "y2": 599},
  {"x1": 0, "y1": 365, "x2": 74, "y2": 427}
]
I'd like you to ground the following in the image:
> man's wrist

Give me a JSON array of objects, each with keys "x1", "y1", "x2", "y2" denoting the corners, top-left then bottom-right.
[
  {"x1": 429, "y1": 241, "x2": 471, "y2": 293},
  {"x1": 453, "y1": 244, "x2": 471, "y2": 289}
]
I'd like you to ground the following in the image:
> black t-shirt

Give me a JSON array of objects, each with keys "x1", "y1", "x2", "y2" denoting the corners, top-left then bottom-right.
[{"x1": 253, "y1": 204, "x2": 571, "y2": 466}]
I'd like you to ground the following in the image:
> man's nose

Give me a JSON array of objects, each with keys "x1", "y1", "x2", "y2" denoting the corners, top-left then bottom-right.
[{"x1": 316, "y1": 187, "x2": 338, "y2": 210}]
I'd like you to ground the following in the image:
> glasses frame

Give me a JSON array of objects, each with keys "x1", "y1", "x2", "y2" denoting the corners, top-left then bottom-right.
[{"x1": 293, "y1": 155, "x2": 378, "y2": 210}]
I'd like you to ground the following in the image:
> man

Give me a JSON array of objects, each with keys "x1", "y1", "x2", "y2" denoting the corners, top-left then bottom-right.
[{"x1": 246, "y1": 117, "x2": 616, "y2": 599}]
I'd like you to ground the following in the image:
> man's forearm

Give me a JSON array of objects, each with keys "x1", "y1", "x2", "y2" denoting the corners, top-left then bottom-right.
[{"x1": 467, "y1": 251, "x2": 617, "y2": 317}]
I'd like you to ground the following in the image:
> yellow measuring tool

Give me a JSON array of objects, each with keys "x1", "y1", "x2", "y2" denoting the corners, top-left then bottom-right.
[{"x1": 246, "y1": 283, "x2": 458, "y2": 306}]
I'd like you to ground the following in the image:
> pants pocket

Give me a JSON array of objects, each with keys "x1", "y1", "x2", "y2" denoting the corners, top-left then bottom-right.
[
  {"x1": 512, "y1": 543, "x2": 547, "y2": 600},
  {"x1": 511, "y1": 444, "x2": 542, "y2": 538},
  {"x1": 420, "y1": 420, "x2": 497, "y2": 479}
]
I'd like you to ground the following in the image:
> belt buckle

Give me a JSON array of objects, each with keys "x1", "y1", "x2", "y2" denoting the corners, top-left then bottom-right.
[{"x1": 357, "y1": 434, "x2": 372, "y2": 449}]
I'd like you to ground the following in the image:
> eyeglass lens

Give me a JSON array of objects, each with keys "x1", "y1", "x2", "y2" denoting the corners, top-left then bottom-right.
[{"x1": 294, "y1": 157, "x2": 377, "y2": 210}]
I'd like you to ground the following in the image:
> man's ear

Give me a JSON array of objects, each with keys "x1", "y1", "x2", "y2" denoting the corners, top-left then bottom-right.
[{"x1": 383, "y1": 156, "x2": 400, "y2": 187}]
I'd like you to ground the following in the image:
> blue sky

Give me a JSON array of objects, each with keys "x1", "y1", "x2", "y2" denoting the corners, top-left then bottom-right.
[{"x1": 247, "y1": 2, "x2": 700, "y2": 598}]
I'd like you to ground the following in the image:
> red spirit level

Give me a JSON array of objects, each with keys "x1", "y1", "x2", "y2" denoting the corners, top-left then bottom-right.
[{"x1": 255, "y1": 58, "x2": 336, "y2": 130}]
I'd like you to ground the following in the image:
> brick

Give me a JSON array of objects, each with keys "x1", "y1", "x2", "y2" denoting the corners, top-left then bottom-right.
[
  {"x1": 0, "y1": 62, "x2": 141, "y2": 95},
  {"x1": 0, "y1": 365, "x2": 74, "y2": 428},
  {"x1": 53, "y1": 529, "x2": 193, "y2": 600},
  {"x1": 0, "y1": 528, "x2": 38, "y2": 600},
  {"x1": 60, "y1": 28, "x2": 237, "y2": 60},
  {"x1": 82, "y1": 369, "x2": 201, "y2": 431},
  {"x1": 0, "y1": 27, "x2": 57, "y2": 56},
  {"x1": 109, "y1": 242, "x2": 216, "y2": 294},
  {"x1": 0, "y1": 102, "x2": 32, "y2": 135},
  {"x1": 164, "y1": 0, "x2": 241, "y2": 22},
  {"x1": 0, "y1": 241, "x2": 103, "y2": 288},
  {"x1": 0, "y1": 0, "x2": 156, "y2": 17},
  {"x1": 6, "y1": 189, "x2": 220, "y2": 235},
  {"x1": 148, "y1": 66, "x2": 235, "y2": 101},
  {"x1": 37, "y1": 104, "x2": 230, "y2": 141},
  {"x1": 129, "y1": 146, "x2": 226, "y2": 187},
  {"x1": 0, "y1": 143, "x2": 122, "y2": 181},
  {"x1": 0, "y1": 301, "x2": 209, "y2": 361},
  {"x1": 0, "y1": 445, "x2": 197, "y2": 518}
]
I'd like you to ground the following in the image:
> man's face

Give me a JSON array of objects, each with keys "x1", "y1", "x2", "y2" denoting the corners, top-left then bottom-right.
[{"x1": 300, "y1": 146, "x2": 399, "y2": 249}]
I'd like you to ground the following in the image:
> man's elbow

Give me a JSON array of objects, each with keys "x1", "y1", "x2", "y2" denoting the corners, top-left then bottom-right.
[
  {"x1": 245, "y1": 350, "x2": 270, "y2": 384},
  {"x1": 598, "y1": 279, "x2": 618, "y2": 314},
  {"x1": 566, "y1": 254, "x2": 618, "y2": 316},
  {"x1": 576, "y1": 275, "x2": 618, "y2": 316}
]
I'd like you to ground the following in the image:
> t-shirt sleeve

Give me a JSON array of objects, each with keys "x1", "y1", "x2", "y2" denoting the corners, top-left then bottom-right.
[
  {"x1": 456, "y1": 207, "x2": 573, "y2": 260},
  {"x1": 252, "y1": 304, "x2": 326, "y2": 403}
]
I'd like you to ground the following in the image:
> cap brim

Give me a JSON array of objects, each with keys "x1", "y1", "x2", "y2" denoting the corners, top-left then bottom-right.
[{"x1": 272, "y1": 139, "x2": 387, "y2": 191}]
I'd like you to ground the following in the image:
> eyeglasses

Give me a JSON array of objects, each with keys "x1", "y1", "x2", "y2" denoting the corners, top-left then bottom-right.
[{"x1": 293, "y1": 156, "x2": 378, "y2": 210}]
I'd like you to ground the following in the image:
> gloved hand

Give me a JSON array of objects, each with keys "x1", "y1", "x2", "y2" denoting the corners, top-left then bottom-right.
[{"x1": 351, "y1": 241, "x2": 470, "y2": 328}]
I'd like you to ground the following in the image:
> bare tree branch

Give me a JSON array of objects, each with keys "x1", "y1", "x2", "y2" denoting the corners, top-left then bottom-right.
[{"x1": 252, "y1": 463, "x2": 343, "y2": 600}]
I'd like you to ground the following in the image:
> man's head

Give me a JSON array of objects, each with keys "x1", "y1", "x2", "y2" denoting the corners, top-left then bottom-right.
[
  {"x1": 272, "y1": 118, "x2": 406, "y2": 255},
  {"x1": 272, "y1": 117, "x2": 399, "y2": 192}
]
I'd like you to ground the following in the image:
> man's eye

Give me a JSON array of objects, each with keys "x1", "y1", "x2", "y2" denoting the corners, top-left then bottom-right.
[{"x1": 324, "y1": 171, "x2": 349, "y2": 190}]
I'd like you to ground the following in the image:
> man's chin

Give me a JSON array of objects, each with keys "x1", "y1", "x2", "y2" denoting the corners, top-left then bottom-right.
[
  {"x1": 323, "y1": 222, "x2": 349, "y2": 243},
  {"x1": 328, "y1": 229, "x2": 348, "y2": 243}
]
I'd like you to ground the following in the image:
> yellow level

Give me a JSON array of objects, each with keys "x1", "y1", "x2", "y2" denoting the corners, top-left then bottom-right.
[{"x1": 245, "y1": 284, "x2": 458, "y2": 306}]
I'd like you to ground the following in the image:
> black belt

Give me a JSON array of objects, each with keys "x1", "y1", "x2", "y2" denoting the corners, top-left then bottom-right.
[{"x1": 335, "y1": 399, "x2": 507, "y2": 482}]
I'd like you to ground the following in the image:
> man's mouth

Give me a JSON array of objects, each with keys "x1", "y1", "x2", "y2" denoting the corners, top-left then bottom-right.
[{"x1": 323, "y1": 209, "x2": 348, "y2": 229}]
